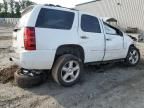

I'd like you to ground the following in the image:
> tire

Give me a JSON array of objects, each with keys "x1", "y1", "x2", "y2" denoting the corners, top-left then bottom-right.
[
  {"x1": 14, "y1": 70, "x2": 44, "y2": 88},
  {"x1": 125, "y1": 46, "x2": 140, "y2": 66},
  {"x1": 52, "y1": 54, "x2": 83, "y2": 87}
]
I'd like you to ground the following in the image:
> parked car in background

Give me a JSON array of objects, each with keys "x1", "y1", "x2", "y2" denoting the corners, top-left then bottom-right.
[{"x1": 11, "y1": 4, "x2": 140, "y2": 87}]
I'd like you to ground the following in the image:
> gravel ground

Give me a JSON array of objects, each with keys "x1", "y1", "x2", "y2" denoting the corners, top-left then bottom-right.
[
  {"x1": 0, "y1": 24, "x2": 14, "y2": 68},
  {"x1": 1, "y1": 24, "x2": 144, "y2": 108}
]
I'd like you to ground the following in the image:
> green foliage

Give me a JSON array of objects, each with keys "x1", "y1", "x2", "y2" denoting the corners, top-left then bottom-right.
[
  {"x1": 0, "y1": 0, "x2": 36, "y2": 18},
  {"x1": 3, "y1": 0, "x2": 8, "y2": 14},
  {"x1": 0, "y1": 3, "x2": 3, "y2": 12},
  {"x1": 15, "y1": 2, "x2": 21, "y2": 18},
  {"x1": 9, "y1": 0, "x2": 15, "y2": 17},
  {"x1": 19, "y1": 0, "x2": 36, "y2": 10}
]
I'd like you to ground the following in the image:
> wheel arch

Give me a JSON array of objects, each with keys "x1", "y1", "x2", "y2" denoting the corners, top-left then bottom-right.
[
  {"x1": 128, "y1": 44, "x2": 139, "y2": 52},
  {"x1": 126, "y1": 44, "x2": 135, "y2": 55},
  {"x1": 54, "y1": 44, "x2": 85, "y2": 63},
  {"x1": 126, "y1": 43, "x2": 139, "y2": 57},
  {"x1": 125, "y1": 44, "x2": 140, "y2": 66},
  {"x1": 129, "y1": 44, "x2": 135, "y2": 48}
]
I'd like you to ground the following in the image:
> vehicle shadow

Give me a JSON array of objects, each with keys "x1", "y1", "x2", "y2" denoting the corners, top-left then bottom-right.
[{"x1": 25, "y1": 59, "x2": 144, "y2": 108}]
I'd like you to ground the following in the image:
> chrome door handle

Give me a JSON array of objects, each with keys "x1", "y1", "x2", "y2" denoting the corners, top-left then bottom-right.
[{"x1": 81, "y1": 36, "x2": 88, "y2": 39}]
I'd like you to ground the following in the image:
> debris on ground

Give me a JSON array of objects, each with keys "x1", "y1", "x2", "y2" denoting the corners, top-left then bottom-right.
[{"x1": 0, "y1": 65, "x2": 19, "y2": 84}]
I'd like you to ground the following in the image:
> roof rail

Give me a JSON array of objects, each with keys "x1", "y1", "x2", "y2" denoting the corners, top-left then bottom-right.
[
  {"x1": 44, "y1": 4, "x2": 78, "y2": 11},
  {"x1": 44, "y1": 4, "x2": 56, "y2": 6},
  {"x1": 55, "y1": 5, "x2": 61, "y2": 7},
  {"x1": 76, "y1": 0, "x2": 97, "y2": 6}
]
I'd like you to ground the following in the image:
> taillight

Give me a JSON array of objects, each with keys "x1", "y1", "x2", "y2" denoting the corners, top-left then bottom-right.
[{"x1": 24, "y1": 27, "x2": 36, "y2": 50}]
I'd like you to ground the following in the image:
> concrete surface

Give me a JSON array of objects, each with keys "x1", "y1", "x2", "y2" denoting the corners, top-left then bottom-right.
[{"x1": 0, "y1": 23, "x2": 13, "y2": 49}]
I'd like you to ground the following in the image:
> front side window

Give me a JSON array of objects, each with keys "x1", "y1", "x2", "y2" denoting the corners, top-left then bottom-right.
[
  {"x1": 36, "y1": 8, "x2": 75, "y2": 30},
  {"x1": 81, "y1": 15, "x2": 101, "y2": 33},
  {"x1": 104, "y1": 22, "x2": 123, "y2": 36},
  {"x1": 104, "y1": 24, "x2": 117, "y2": 34}
]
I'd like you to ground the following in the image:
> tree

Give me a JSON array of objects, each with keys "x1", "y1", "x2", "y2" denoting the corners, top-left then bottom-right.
[
  {"x1": 25, "y1": 0, "x2": 35, "y2": 7},
  {"x1": 9, "y1": 0, "x2": 15, "y2": 17},
  {"x1": 0, "y1": 3, "x2": 3, "y2": 12},
  {"x1": 3, "y1": 0, "x2": 8, "y2": 15},
  {"x1": 19, "y1": 0, "x2": 35, "y2": 10},
  {"x1": 15, "y1": 2, "x2": 21, "y2": 17},
  {"x1": 0, "y1": 0, "x2": 36, "y2": 18}
]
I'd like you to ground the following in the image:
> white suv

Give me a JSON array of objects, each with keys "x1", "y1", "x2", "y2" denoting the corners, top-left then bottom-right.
[{"x1": 11, "y1": 4, "x2": 140, "y2": 87}]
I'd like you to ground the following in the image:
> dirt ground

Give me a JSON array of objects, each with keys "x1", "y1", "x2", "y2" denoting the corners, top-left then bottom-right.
[{"x1": 1, "y1": 24, "x2": 144, "y2": 108}]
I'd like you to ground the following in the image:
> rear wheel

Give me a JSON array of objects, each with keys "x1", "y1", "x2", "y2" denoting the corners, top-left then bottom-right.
[
  {"x1": 125, "y1": 46, "x2": 140, "y2": 66},
  {"x1": 52, "y1": 54, "x2": 83, "y2": 87}
]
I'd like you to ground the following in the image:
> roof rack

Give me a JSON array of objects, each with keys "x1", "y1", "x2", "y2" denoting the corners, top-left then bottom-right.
[
  {"x1": 76, "y1": 0, "x2": 97, "y2": 6},
  {"x1": 55, "y1": 5, "x2": 61, "y2": 7},
  {"x1": 44, "y1": 4, "x2": 58, "y2": 7},
  {"x1": 44, "y1": 4, "x2": 78, "y2": 11}
]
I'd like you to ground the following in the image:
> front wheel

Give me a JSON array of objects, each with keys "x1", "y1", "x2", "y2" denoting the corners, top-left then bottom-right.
[
  {"x1": 125, "y1": 46, "x2": 140, "y2": 66},
  {"x1": 52, "y1": 54, "x2": 83, "y2": 87}
]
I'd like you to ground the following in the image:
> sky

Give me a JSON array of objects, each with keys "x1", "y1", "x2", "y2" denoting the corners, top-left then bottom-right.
[{"x1": 0, "y1": 0, "x2": 93, "y2": 7}]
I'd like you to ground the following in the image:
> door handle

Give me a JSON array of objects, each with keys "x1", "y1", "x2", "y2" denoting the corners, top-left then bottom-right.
[
  {"x1": 80, "y1": 36, "x2": 88, "y2": 39},
  {"x1": 106, "y1": 38, "x2": 112, "y2": 41}
]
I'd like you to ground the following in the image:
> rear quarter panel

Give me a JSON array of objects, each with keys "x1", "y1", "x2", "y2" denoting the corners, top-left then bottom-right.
[{"x1": 25, "y1": 5, "x2": 42, "y2": 27}]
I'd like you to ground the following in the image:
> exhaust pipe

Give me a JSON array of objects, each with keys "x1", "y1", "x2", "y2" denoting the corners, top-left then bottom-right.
[{"x1": 9, "y1": 57, "x2": 20, "y2": 65}]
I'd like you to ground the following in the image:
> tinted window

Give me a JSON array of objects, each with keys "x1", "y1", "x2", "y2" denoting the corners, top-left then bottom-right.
[
  {"x1": 36, "y1": 8, "x2": 74, "y2": 30},
  {"x1": 81, "y1": 15, "x2": 101, "y2": 33}
]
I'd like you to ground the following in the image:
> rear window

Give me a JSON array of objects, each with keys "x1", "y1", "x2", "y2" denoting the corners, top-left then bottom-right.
[{"x1": 36, "y1": 8, "x2": 75, "y2": 30}]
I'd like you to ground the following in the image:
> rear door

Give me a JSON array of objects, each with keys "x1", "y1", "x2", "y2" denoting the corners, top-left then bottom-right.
[{"x1": 79, "y1": 13, "x2": 105, "y2": 62}]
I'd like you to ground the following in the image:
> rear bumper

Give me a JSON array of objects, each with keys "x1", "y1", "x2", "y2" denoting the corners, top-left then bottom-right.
[{"x1": 10, "y1": 50, "x2": 56, "y2": 70}]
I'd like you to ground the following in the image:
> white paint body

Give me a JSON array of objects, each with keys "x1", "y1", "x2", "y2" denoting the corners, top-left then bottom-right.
[{"x1": 12, "y1": 5, "x2": 134, "y2": 70}]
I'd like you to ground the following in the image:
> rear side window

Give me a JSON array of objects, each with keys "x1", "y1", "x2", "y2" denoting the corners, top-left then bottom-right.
[
  {"x1": 81, "y1": 15, "x2": 101, "y2": 33},
  {"x1": 36, "y1": 8, "x2": 75, "y2": 30}
]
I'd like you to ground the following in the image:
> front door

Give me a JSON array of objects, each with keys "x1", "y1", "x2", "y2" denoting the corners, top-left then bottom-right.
[{"x1": 103, "y1": 22, "x2": 124, "y2": 61}]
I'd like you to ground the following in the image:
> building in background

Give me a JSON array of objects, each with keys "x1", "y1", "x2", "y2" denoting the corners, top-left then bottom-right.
[{"x1": 76, "y1": 0, "x2": 144, "y2": 33}]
